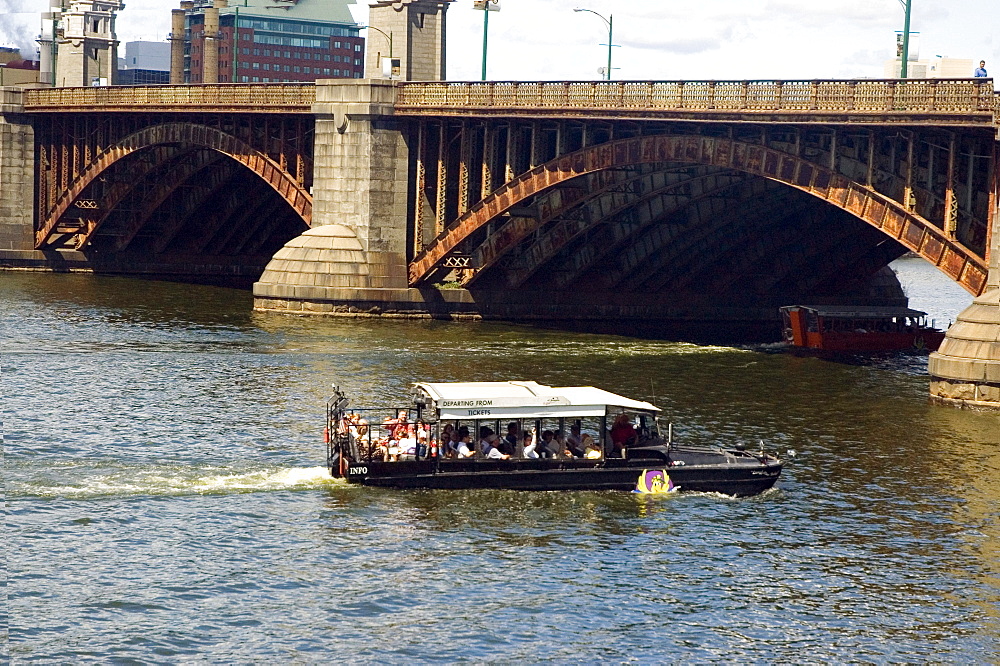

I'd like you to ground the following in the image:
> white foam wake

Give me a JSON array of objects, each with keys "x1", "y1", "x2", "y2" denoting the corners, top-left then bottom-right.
[{"x1": 13, "y1": 465, "x2": 345, "y2": 500}]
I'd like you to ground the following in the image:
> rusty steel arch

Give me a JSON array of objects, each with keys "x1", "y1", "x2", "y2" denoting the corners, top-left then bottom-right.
[
  {"x1": 409, "y1": 135, "x2": 990, "y2": 296},
  {"x1": 36, "y1": 122, "x2": 313, "y2": 248}
]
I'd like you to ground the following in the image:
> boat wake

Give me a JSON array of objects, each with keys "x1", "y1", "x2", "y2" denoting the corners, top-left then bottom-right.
[{"x1": 10, "y1": 465, "x2": 345, "y2": 500}]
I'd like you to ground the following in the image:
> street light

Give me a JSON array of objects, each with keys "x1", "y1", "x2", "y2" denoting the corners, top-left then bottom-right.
[
  {"x1": 899, "y1": 0, "x2": 912, "y2": 78},
  {"x1": 358, "y1": 24, "x2": 393, "y2": 59},
  {"x1": 474, "y1": 0, "x2": 500, "y2": 82},
  {"x1": 574, "y1": 7, "x2": 614, "y2": 81}
]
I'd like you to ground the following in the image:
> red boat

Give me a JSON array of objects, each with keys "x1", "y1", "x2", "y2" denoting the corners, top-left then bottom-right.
[{"x1": 780, "y1": 305, "x2": 946, "y2": 352}]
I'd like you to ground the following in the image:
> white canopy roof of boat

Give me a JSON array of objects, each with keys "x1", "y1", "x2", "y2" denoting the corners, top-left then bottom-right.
[{"x1": 414, "y1": 381, "x2": 660, "y2": 420}]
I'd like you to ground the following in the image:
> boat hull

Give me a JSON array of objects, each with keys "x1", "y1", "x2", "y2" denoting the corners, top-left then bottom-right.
[{"x1": 340, "y1": 457, "x2": 782, "y2": 497}]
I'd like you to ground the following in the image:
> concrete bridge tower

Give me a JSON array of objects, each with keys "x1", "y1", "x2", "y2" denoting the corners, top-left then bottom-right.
[
  {"x1": 365, "y1": 0, "x2": 455, "y2": 81},
  {"x1": 53, "y1": 0, "x2": 124, "y2": 87}
]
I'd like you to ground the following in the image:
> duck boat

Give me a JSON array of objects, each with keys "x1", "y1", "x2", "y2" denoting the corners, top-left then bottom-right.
[
  {"x1": 780, "y1": 305, "x2": 946, "y2": 352},
  {"x1": 325, "y1": 381, "x2": 782, "y2": 497}
]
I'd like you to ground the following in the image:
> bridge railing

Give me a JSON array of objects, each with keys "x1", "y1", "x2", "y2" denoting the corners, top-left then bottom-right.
[
  {"x1": 23, "y1": 83, "x2": 318, "y2": 112},
  {"x1": 397, "y1": 79, "x2": 999, "y2": 118}
]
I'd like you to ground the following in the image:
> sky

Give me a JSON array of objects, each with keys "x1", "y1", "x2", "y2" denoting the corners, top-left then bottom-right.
[{"x1": 1, "y1": 0, "x2": 997, "y2": 81}]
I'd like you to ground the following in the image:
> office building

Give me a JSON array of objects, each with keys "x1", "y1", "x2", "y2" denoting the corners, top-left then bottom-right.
[{"x1": 170, "y1": 0, "x2": 364, "y2": 84}]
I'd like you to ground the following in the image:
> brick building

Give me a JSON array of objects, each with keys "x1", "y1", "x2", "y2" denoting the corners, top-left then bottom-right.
[{"x1": 171, "y1": 0, "x2": 364, "y2": 84}]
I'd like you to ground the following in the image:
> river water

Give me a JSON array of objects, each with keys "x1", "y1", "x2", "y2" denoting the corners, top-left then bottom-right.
[{"x1": 4, "y1": 256, "x2": 999, "y2": 663}]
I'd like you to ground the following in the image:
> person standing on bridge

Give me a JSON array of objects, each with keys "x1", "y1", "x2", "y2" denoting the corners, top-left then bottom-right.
[{"x1": 974, "y1": 61, "x2": 988, "y2": 77}]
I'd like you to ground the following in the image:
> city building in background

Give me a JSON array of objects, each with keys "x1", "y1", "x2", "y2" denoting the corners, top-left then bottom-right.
[
  {"x1": 170, "y1": 0, "x2": 364, "y2": 84},
  {"x1": 0, "y1": 45, "x2": 42, "y2": 88},
  {"x1": 884, "y1": 56, "x2": 975, "y2": 79},
  {"x1": 38, "y1": 0, "x2": 124, "y2": 87},
  {"x1": 118, "y1": 41, "x2": 171, "y2": 85}
]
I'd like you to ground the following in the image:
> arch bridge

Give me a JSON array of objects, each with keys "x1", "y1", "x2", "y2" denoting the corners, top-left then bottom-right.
[
  {"x1": 23, "y1": 84, "x2": 316, "y2": 277},
  {"x1": 397, "y1": 80, "x2": 998, "y2": 312},
  {"x1": 13, "y1": 78, "x2": 1000, "y2": 320}
]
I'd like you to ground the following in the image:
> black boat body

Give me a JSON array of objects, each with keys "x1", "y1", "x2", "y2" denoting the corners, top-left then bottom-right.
[{"x1": 338, "y1": 442, "x2": 781, "y2": 497}]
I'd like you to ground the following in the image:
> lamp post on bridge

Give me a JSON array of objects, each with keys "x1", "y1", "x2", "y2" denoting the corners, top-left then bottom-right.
[
  {"x1": 900, "y1": 0, "x2": 912, "y2": 78},
  {"x1": 574, "y1": 8, "x2": 615, "y2": 81},
  {"x1": 359, "y1": 24, "x2": 393, "y2": 59},
  {"x1": 474, "y1": 0, "x2": 500, "y2": 81}
]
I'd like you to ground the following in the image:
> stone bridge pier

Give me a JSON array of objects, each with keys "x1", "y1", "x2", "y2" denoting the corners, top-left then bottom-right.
[
  {"x1": 929, "y1": 153, "x2": 1000, "y2": 410},
  {"x1": 0, "y1": 89, "x2": 34, "y2": 254}
]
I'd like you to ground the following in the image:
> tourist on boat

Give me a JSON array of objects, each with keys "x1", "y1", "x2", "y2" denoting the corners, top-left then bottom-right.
[
  {"x1": 521, "y1": 428, "x2": 539, "y2": 459},
  {"x1": 583, "y1": 433, "x2": 602, "y2": 459},
  {"x1": 456, "y1": 429, "x2": 475, "y2": 458},
  {"x1": 538, "y1": 430, "x2": 559, "y2": 458},
  {"x1": 566, "y1": 424, "x2": 586, "y2": 458},
  {"x1": 448, "y1": 426, "x2": 464, "y2": 458},
  {"x1": 440, "y1": 423, "x2": 455, "y2": 455},
  {"x1": 478, "y1": 426, "x2": 496, "y2": 456},
  {"x1": 610, "y1": 413, "x2": 637, "y2": 457},
  {"x1": 503, "y1": 422, "x2": 520, "y2": 454},
  {"x1": 483, "y1": 434, "x2": 511, "y2": 460}
]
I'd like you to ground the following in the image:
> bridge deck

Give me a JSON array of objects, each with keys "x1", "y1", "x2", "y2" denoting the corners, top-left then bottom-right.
[
  {"x1": 23, "y1": 84, "x2": 317, "y2": 113},
  {"x1": 20, "y1": 80, "x2": 999, "y2": 126},
  {"x1": 395, "y1": 80, "x2": 1000, "y2": 126}
]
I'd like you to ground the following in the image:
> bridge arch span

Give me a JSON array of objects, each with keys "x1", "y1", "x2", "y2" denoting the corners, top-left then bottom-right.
[
  {"x1": 409, "y1": 135, "x2": 989, "y2": 296},
  {"x1": 36, "y1": 122, "x2": 313, "y2": 248}
]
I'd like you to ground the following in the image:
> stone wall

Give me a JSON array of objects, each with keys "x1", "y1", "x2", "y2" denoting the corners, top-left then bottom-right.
[{"x1": 0, "y1": 88, "x2": 35, "y2": 253}]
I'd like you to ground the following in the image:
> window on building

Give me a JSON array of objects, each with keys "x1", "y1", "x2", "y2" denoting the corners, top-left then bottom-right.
[
  {"x1": 242, "y1": 75, "x2": 249, "y2": 82},
  {"x1": 284, "y1": 51, "x2": 291, "y2": 58},
  {"x1": 293, "y1": 66, "x2": 300, "y2": 73},
  {"x1": 264, "y1": 49, "x2": 271, "y2": 56},
  {"x1": 324, "y1": 54, "x2": 330, "y2": 61},
  {"x1": 253, "y1": 76, "x2": 259, "y2": 82},
  {"x1": 293, "y1": 52, "x2": 300, "y2": 59},
  {"x1": 355, "y1": 44, "x2": 362, "y2": 52},
  {"x1": 323, "y1": 68, "x2": 330, "y2": 75},
  {"x1": 334, "y1": 55, "x2": 341, "y2": 62},
  {"x1": 253, "y1": 48, "x2": 260, "y2": 56},
  {"x1": 263, "y1": 77, "x2": 269, "y2": 82},
  {"x1": 242, "y1": 48, "x2": 249, "y2": 55},
  {"x1": 333, "y1": 69, "x2": 340, "y2": 76},
  {"x1": 252, "y1": 62, "x2": 259, "y2": 69},
  {"x1": 355, "y1": 59, "x2": 361, "y2": 66},
  {"x1": 303, "y1": 67, "x2": 310, "y2": 74},
  {"x1": 242, "y1": 34, "x2": 250, "y2": 41},
  {"x1": 263, "y1": 63, "x2": 270, "y2": 71},
  {"x1": 333, "y1": 41, "x2": 341, "y2": 49},
  {"x1": 354, "y1": 72, "x2": 362, "y2": 78}
]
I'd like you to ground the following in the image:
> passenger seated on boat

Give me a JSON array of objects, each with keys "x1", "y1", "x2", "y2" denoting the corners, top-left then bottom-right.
[
  {"x1": 415, "y1": 421, "x2": 430, "y2": 457},
  {"x1": 521, "y1": 428, "x2": 539, "y2": 459},
  {"x1": 502, "y1": 422, "x2": 520, "y2": 455},
  {"x1": 566, "y1": 423, "x2": 585, "y2": 457},
  {"x1": 538, "y1": 430, "x2": 560, "y2": 458},
  {"x1": 379, "y1": 436, "x2": 397, "y2": 462},
  {"x1": 483, "y1": 434, "x2": 510, "y2": 460},
  {"x1": 610, "y1": 413, "x2": 637, "y2": 457},
  {"x1": 383, "y1": 410, "x2": 410, "y2": 440},
  {"x1": 583, "y1": 434, "x2": 602, "y2": 459},
  {"x1": 439, "y1": 424, "x2": 456, "y2": 457},
  {"x1": 397, "y1": 424, "x2": 418, "y2": 459},
  {"x1": 447, "y1": 426, "x2": 467, "y2": 458},
  {"x1": 478, "y1": 426, "x2": 496, "y2": 456},
  {"x1": 456, "y1": 430, "x2": 475, "y2": 458}
]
